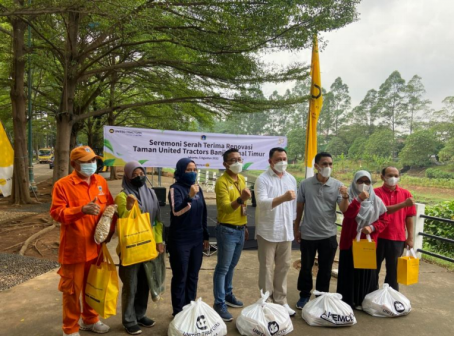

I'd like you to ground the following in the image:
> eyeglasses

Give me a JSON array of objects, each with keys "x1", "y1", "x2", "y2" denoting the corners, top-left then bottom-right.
[
  {"x1": 227, "y1": 158, "x2": 243, "y2": 164},
  {"x1": 357, "y1": 179, "x2": 371, "y2": 185}
]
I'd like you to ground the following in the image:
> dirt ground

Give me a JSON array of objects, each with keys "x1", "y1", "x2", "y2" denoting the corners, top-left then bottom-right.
[{"x1": 0, "y1": 179, "x2": 60, "y2": 261}]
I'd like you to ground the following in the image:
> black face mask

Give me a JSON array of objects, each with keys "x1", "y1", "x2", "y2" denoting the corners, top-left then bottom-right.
[{"x1": 131, "y1": 175, "x2": 146, "y2": 187}]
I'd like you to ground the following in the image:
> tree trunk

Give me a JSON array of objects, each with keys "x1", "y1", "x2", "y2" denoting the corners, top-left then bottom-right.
[
  {"x1": 10, "y1": 17, "x2": 34, "y2": 205},
  {"x1": 53, "y1": 114, "x2": 73, "y2": 182},
  {"x1": 53, "y1": 10, "x2": 80, "y2": 182}
]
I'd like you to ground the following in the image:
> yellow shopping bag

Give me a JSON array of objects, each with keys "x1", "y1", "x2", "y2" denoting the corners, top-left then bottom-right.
[
  {"x1": 85, "y1": 243, "x2": 119, "y2": 318},
  {"x1": 397, "y1": 248, "x2": 419, "y2": 285},
  {"x1": 118, "y1": 201, "x2": 157, "y2": 266},
  {"x1": 352, "y1": 232, "x2": 377, "y2": 269}
]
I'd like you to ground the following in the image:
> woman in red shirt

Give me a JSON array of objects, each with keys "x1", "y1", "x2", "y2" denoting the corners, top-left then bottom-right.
[{"x1": 337, "y1": 170, "x2": 388, "y2": 310}]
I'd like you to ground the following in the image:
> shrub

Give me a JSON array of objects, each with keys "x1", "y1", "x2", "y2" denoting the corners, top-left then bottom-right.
[
  {"x1": 425, "y1": 168, "x2": 454, "y2": 179},
  {"x1": 423, "y1": 201, "x2": 454, "y2": 259}
]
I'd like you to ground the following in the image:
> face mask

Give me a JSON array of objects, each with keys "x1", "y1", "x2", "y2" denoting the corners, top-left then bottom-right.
[
  {"x1": 182, "y1": 172, "x2": 197, "y2": 185},
  {"x1": 79, "y1": 162, "x2": 97, "y2": 177},
  {"x1": 274, "y1": 161, "x2": 288, "y2": 173},
  {"x1": 229, "y1": 162, "x2": 243, "y2": 174},
  {"x1": 386, "y1": 177, "x2": 399, "y2": 186},
  {"x1": 131, "y1": 175, "x2": 146, "y2": 187},
  {"x1": 317, "y1": 166, "x2": 331, "y2": 178},
  {"x1": 356, "y1": 183, "x2": 369, "y2": 194}
]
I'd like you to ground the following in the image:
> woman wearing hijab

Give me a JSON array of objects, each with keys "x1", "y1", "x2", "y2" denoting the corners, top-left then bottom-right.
[
  {"x1": 115, "y1": 161, "x2": 164, "y2": 335},
  {"x1": 168, "y1": 158, "x2": 210, "y2": 316},
  {"x1": 337, "y1": 170, "x2": 388, "y2": 310}
]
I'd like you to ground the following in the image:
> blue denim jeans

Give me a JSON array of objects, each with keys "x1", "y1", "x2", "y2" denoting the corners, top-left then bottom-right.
[{"x1": 213, "y1": 225, "x2": 245, "y2": 305}]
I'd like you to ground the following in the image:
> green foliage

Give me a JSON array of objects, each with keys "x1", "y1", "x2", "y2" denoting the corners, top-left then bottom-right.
[
  {"x1": 400, "y1": 130, "x2": 441, "y2": 167},
  {"x1": 348, "y1": 137, "x2": 366, "y2": 159},
  {"x1": 399, "y1": 175, "x2": 454, "y2": 189},
  {"x1": 325, "y1": 136, "x2": 348, "y2": 157},
  {"x1": 423, "y1": 201, "x2": 454, "y2": 258},
  {"x1": 438, "y1": 138, "x2": 454, "y2": 163},
  {"x1": 286, "y1": 128, "x2": 306, "y2": 162},
  {"x1": 425, "y1": 168, "x2": 454, "y2": 179},
  {"x1": 364, "y1": 129, "x2": 393, "y2": 158}
]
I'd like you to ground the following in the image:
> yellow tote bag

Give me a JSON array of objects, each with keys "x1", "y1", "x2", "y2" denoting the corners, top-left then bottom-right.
[
  {"x1": 397, "y1": 248, "x2": 420, "y2": 285},
  {"x1": 118, "y1": 201, "x2": 157, "y2": 266},
  {"x1": 85, "y1": 243, "x2": 119, "y2": 319},
  {"x1": 352, "y1": 232, "x2": 377, "y2": 269}
]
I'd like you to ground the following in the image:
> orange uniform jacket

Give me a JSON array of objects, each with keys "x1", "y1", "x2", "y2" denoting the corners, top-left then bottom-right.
[{"x1": 50, "y1": 171, "x2": 114, "y2": 264}]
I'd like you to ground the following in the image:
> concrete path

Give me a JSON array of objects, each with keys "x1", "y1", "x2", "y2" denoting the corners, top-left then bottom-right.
[{"x1": 0, "y1": 245, "x2": 453, "y2": 336}]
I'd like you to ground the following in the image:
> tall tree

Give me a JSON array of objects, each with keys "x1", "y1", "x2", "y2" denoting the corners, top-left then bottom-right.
[
  {"x1": 376, "y1": 71, "x2": 406, "y2": 158},
  {"x1": 328, "y1": 77, "x2": 351, "y2": 135},
  {"x1": 1, "y1": 0, "x2": 360, "y2": 202},
  {"x1": 350, "y1": 88, "x2": 379, "y2": 134},
  {"x1": 403, "y1": 75, "x2": 431, "y2": 134}
]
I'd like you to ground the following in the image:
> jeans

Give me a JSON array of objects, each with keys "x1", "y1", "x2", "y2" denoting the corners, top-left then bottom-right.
[{"x1": 213, "y1": 225, "x2": 245, "y2": 305}]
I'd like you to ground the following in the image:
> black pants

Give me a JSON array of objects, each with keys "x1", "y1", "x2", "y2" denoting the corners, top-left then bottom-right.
[
  {"x1": 337, "y1": 248, "x2": 378, "y2": 308},
  {"x1": 168, "y1": 238, "x2": 203, "y2": 316},
  {"x1": 298, "y1": 236, "x2": 338, "y2": 298},
  {"x1": 376, "y1": 238, "x2": 405, "y2": 291}
]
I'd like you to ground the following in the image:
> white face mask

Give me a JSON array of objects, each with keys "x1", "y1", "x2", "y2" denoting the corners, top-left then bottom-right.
[
  {"x1": 273, "y1": 161, "x2": 288, "y2": 173},
  {"x1": 229, "y1": 162, "x2": 243, "y2": 174},
  {"x1": 317, "y1": 166, "x2": 332, "y2": 178},
  {"x1": 386, "y1": 177, "x2": 399, "y2": 186},
  {"x1": 356, "y1": 183, "x2": 369, "y2": 194}
]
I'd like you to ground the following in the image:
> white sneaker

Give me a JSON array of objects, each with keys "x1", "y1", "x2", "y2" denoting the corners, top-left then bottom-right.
[
  {"x1": 283, "y1": 303, "x2": 296, "y2": 317},
  {"x1": 63, "y1": 332, "x2": 80, "y2": 336},
  {"x1": 80, "y1": 320, "x2": 110, "y2": 334}
]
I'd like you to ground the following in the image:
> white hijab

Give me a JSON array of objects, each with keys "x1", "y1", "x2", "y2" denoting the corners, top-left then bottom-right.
[{"x1": 348, "y1": 170, "x2": 387, "y2": 231}]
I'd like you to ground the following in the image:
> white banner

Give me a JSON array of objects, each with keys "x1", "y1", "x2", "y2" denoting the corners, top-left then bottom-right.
[{"x1": 103, "y1": 126, "x2": 287, "y2": 170}]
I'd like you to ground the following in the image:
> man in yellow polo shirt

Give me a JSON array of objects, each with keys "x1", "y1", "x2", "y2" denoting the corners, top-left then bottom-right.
[{"x1": 213, "y1": 148, "x2": 251, "y2": 321}]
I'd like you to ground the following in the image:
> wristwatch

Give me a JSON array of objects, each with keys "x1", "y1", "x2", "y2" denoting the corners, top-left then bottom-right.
[{"x1": 237, "y1": 197, "x2": 244, "y2": 204}]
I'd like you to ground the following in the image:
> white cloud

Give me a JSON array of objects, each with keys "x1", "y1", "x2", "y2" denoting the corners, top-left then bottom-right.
[{"x1": 262, "y1": 0, "x2": 454, "y2": 109}]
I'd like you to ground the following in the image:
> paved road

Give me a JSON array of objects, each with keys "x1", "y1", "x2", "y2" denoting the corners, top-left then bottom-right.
[{"x1": 30, "y1": 162, "x2": 53, "y2": 184}]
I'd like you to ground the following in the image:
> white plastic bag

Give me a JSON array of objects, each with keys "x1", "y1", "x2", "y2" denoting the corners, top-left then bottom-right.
[
  {"x1": 236, "y1": 290, "x2": 293, "y2": 336},
  {"x1": 94, "y1": 204, "x2": 117, "y2": 244},
  {"x1": 168, "y1": 298, "x2": 227, "y2": 336},
  {"x1": 362, "y1": 283, "x2": 411, "y2": 317},
  {"x1": 302, "y1": 291, "x2": 357, "y2": 327}
]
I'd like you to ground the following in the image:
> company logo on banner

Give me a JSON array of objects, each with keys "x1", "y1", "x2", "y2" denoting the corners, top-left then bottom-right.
[
  {"x1": 103, "y1": 126, "x2": 286, "y2": 170},
  {"x1": 0, "y1": 121, "x2": 14, "y2": 197}
]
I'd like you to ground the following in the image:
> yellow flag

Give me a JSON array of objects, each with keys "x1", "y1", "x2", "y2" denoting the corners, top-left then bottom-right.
[
  {"x1": 305, "y1": 36, "x2": 323, "y2": 178},
  {"x1": 0, "y1": 121, "x2": 14, "y2": 196}
]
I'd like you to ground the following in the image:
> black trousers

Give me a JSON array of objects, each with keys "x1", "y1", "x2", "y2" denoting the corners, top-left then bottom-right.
[
  {"x1": 376, "y1": 238, "x2": 405, "y2": 291},
  {"x1": 297, "y1": 236, "x2": 338, "y2": 298},
  {"x1": 337, "y1": 248, "x2": 378, "y2": 308},
  {"x1": 168, "y1": 238, "x2": 203, "y2": 316}
]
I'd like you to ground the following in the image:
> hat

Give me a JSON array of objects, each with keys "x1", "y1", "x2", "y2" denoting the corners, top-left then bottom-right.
[{"x1": 70, "y1": 146, "x2": 101, "y2": 162}]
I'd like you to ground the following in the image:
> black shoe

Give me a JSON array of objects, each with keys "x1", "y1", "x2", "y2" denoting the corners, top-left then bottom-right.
[
  {"x1": 137, "y1": 317, "x2": 156, "y2": 328},
  {"x1": 124, "y1": 325, "x2": 142, "y2": 335}
]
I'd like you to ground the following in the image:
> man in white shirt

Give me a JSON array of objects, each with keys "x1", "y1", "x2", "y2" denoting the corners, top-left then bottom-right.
[{"x1": 254, "y1": 147, "x2": 297, "y2": 316}]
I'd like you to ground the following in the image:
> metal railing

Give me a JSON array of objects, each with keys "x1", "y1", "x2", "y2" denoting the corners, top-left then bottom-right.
[{"x1": 415, "y1": 209, "x2": 454, "y2": 263}]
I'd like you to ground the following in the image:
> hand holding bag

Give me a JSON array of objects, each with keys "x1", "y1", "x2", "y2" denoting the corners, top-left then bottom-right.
[
  {"x1": 352, "y1": 231, "x2": 377, "y2": 269},
  {"x1": 397, "y1": 248, "x2": 419, "y2": 285}
]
